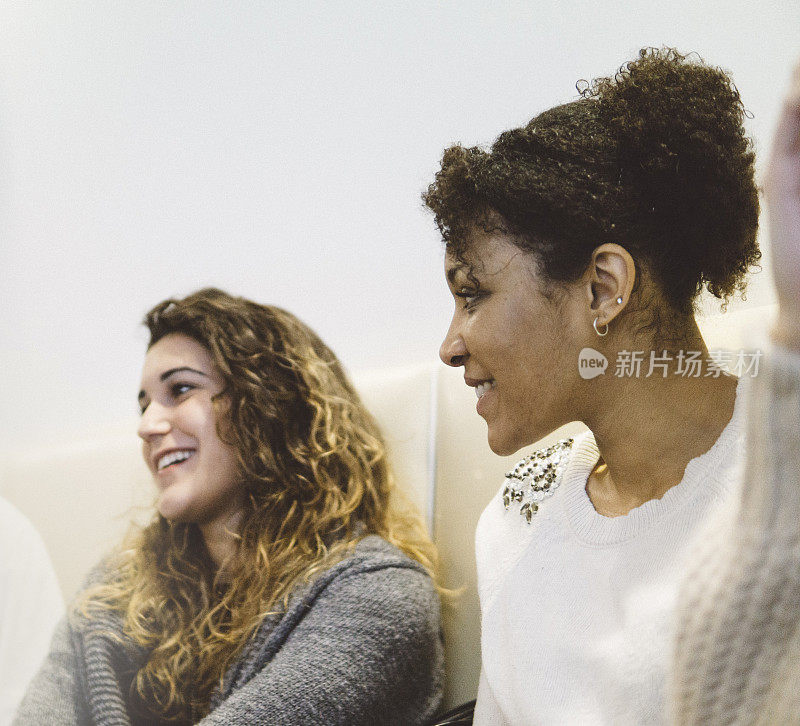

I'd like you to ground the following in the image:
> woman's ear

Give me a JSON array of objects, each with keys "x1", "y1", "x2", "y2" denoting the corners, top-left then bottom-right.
[{"x1": 587, "y1": 243, "x2": 635, "y2": 326}]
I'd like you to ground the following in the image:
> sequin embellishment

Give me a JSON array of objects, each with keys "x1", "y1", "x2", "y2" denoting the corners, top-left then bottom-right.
[{"x1": 502, "y1": 438, "x2": 574, "y2": 522}]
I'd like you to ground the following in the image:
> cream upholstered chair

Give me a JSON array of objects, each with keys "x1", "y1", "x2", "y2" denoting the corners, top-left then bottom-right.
[{"x1": 0, "y1": 303, "x2": 776, "y2": 712}]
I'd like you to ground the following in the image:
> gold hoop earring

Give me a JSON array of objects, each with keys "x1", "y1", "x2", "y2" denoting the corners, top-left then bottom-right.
[{"x1": 593, "y1": 317, "x2": 609, "y2": 337}]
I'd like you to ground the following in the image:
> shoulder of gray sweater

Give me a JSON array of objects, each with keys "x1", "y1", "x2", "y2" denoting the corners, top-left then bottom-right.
[
  {"x1": 280, "y1": 534, "x2": 437, "y2": 617},
  {"x1": 351, "y1": 533, "x2": 428, "y2": 569},
  {"x1": 314, "y1": 534, "x2": 432, "y2": 590}
]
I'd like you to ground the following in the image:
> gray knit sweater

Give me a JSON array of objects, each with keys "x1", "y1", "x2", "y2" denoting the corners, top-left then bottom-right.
[{"x1": 14, "y1": 535, "x2": 444, "y2": 725}]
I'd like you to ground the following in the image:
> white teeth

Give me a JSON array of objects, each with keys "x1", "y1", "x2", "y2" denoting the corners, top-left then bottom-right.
[
  {"x1": 157, "y1": 450, "x2": 194, "y2": 471},
  {"x1": 475, "y1": 380, "x2": 496, "y2": 399}
]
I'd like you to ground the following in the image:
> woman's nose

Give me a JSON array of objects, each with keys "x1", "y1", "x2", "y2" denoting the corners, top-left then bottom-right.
[
  {"x1": 439, "y1": 324, "x2": 468, "y2": 367},
  {"x1": 137, "y1": 402, "x2": 171, "y2": 441}
]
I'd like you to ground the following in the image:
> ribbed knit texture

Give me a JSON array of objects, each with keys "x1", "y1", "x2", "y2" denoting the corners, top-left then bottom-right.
[
  {"x1": 670, "y1": 345, "x2": 800, "y2": 725},
  {"x1": 474, "y1": 378, "x2": 746, "y2": 725},
  {"x1": 13, "y1": 535, "x2": 444, "y2": 726}
]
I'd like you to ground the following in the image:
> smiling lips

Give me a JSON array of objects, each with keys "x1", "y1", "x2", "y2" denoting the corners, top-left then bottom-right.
[
  {"x1": 474, "y1": 380, "x2": 496, "y2": 399},
  {"x1": 156, "y1": 449, "x2": 196, "y2": 472}
]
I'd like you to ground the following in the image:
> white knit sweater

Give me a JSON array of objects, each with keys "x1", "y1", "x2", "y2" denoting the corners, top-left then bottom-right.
[
  {"x1": 671, "y1": 345, "x2": 800, "y2": 725},
  {"x1": 474, "y1": 378, "x2": 747, "y2": 726}
]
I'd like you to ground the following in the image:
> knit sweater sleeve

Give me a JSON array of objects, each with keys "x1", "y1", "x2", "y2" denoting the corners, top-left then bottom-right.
[
  {"x1": 670, "y1": 345, "x2": 800, "y2": 724},
  {"x1": 199, "y1": 553, "x2": 444, "y2": 726}
]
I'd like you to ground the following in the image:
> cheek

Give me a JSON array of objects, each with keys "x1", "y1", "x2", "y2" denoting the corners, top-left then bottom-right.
[
  {"x1": 209, "y1": 454, "x2": 244, "y2": 511},
  {"x1": 504, "y1": 324, "x2": 578, "y2": 414},
  {"x1": 503, "y1": 315, "x2": 559, "y2": 367},
  {"x1": 519, "y1": 300, "x2": 577, "y2": 361},
  {"x1": 204, "y1": 428, "x2": 241, "y2": 487},
  {"x1": 217, "y1": 446, "x2": 241, "y2": 484},
  {"x1": 193, "y1": 400, "x2": 224, "y2": 445}
]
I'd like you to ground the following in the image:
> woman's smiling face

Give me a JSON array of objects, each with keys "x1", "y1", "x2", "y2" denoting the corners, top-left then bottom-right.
[
  {"x1": 137, "y1": 333, "x2": 243, "y2": 528},
  {"x1": 440, "y1": 228, "x2": 588, "y2": 455}
]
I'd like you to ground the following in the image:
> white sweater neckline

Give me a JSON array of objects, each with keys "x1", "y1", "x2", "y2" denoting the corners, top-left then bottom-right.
[{"x1": 561, "y1": 377, "x2": 747, "y2": 546}]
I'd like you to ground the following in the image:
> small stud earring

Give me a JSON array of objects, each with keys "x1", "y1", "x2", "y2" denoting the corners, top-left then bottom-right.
[{"x1": 616, "y1": 296, "x2": 623, "y2": 304}]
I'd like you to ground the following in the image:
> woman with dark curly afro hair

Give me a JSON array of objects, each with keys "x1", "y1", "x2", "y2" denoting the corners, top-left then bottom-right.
[
  {"x1": 426, "y1": 48, "x2": 763, "y2": 723},
  {"x1": 14, "y1": 288, "x2": 443, "y2": 725}
]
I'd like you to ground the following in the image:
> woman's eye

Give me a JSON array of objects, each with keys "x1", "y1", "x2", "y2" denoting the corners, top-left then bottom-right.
[
  {"x1": 170, "y1": 382, "x2": 195, "y2": 398},
  {"x1": 455, "y1": 288, "x2": 481, "y2": 309}
]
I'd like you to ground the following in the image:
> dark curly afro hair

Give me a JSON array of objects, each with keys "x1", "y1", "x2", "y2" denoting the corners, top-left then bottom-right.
[{"x1": 423, "y1": 47, "x2": 761, "y2": 317}]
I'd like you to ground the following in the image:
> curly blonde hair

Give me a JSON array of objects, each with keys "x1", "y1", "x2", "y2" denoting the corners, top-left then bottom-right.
[{"x1": 78, "y1": 288, "x2": 437, "y2": 722}]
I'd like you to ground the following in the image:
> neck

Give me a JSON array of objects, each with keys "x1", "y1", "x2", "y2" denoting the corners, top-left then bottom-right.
[
  {"x1": 199, "y1": 511, "x2": 242, "y2": 573},
  {"x1": 581, "y1": 325, "x2": 739, "y2": 516}
]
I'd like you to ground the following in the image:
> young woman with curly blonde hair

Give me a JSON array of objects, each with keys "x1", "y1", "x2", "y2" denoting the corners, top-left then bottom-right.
[{"x1": 15, "y1": 288, "x2": 443, "y2": 725}]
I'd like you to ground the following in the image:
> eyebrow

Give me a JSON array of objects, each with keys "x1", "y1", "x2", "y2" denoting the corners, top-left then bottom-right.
[{"x1": 137, "y1": 366, "x2": 208, "y2": 402}]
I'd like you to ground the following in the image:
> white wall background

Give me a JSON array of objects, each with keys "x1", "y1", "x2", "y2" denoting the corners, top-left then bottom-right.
[{"x1": 1, "y1": 1, "x2": 797, "y2": 457}]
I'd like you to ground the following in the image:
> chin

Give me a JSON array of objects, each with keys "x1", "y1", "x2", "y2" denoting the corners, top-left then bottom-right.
[
  {"x1": 486, "y1": 430, "x2": 525, "y2": 457},
  {"x1": 487, "y1": 422, "x2": 556, "y2": 458},
  {"x1": 157, "y1": 492, "x2": 193, "y2": 523}
]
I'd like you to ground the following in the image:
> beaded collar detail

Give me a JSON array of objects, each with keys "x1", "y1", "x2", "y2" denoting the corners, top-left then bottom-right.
[{"x1": 502, "y1": 438, "x2": 575, "y2": 522}]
